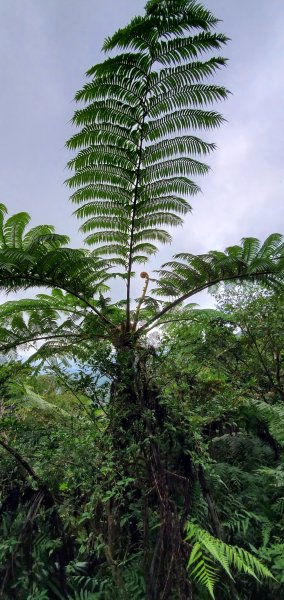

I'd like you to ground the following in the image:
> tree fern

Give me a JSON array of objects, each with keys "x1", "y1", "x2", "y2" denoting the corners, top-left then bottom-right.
[{"x1": 0, "y1": 6, "x2": 284, "y2": 598}]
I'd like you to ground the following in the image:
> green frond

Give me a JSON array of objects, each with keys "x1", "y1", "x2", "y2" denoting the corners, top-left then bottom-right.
[
  {"x1": 131, "y1": 255, "x2": 150, "y2": 264},
  {"x1": 188, "y1": 541, "x2": 217, "y2": 598},
  {"x1": 0, "y1": 287, "x2": 112, "y2": 359},
  {"x1": 0, "y1": 203, "x2": 8, "y2": 216},
  {"x1": 0, "y1": 208, "x2": 112, "y2": 301},
  {"x1": 133, "y1": 228, "x2": 171, "y2": 244},
  {"x1": 134, "y1": 212, "x2": 183, "y2": 229},
  {"x1": 0, "y1": 294, "x2": 87, "y2": 321},
  {"x1": 149, "y1": 84, "x2": 229, "y2": 116},
  {"x1": 238, "y1": 237, "x2": 261, "y2": 263},
  {"x1": 153, "y1": 32, "x2": 229, "y2": 65},
  {"x1": 70, "y1": 183, "x2": 132, "y2": 204},
  {"x1": 3, "y1": 212, "x2": 31, "y2": 248},
  {"x1": 145, "y1": 0, "x2": 220, "y2": 30},
  {"x1": 91, "y1": 243, "x2": 127, "y2": 257},
  {"x1": 147, "y1": 109, "x2": 225, "y2": 140},
  {"x1": 141, "y1": 157, "x2": 210, "y2": 182},
  {"x1": 149, "y1": 58, "x2": 227, "y2": 95},
  {"x1": 132, "y1": 242, "x2": 158, "y2": 256},
  {"x1": 67, "y1": 146, "x2": 137, "y2": 171},
  {"x1": 186, "y1": 522, "x2": 272, "y2": 598},
  {"x1": 136, "y1": 196, "x2": 190, "y2": 216},
  {"x1": 66, "y1": 164, "x2": 135, "y2": 189},
  {"x1": 23, "y1": 232, "x2": 70, "y2": 253},
  {"x1": 73, "y1": 201, "x2": 129, "y2": 219},
  {"x1": 256, "y1": 232, "x2": 284, "y2": 258},
  {"x1": 102, "y1": 15, "x2": 157, "y2": 53},
  {"x1": 22, "y1": 225, "x2": 54, "y2": 248},
  {"x1": 16, "y1": 384, "x2": 70, "y2": 418},
  {"x1": 105, "y1": 1, "x2": 221, "y2": 52},
  {"x1": 84, "y1": 230, "x2": 128, "y2": 246},
  {"x1": 79, "y1": 216, "x2": 129, "y2": 233},
  {"x1": 0, "y1": 247, "x2": 35, "y2": 267},
  {"x1": 135, "y1": 234, "x2": 284, "y2": 332},
  {"x1": 66, "y1": 123, "x2": 138, "y2": 151},
  {"x1": 140, "y1": 177, "x2": 200, "y2": 198},
  {"x1": 72, "y1": 103, "x2": 139, "y2": 129},
  {"x1": 75, "y1": 78, "x2": 144, "y2": 107},
  {"x1": 67, "y1": 0, "x2": 229, "y2": 310},
  {"x1": 242, "y1": 399, "x2": 284, "y2": 446},
  {"x1": 155, "y1": 234, "x2": 284, "y2": 299},
  {"x1": 144, "y1": 136, "x2": 216, "y2": 164},
  {"x1": 86, "y1": 51, "x2": 150, "y2": 78},
  {"x1": 0, "y1": 203, "x2": 8, "y2": 247}
]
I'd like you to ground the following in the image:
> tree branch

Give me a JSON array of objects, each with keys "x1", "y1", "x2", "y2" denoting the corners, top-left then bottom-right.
[{"x1": 0, "y1": 437, "x2": 41, "y2": 483}]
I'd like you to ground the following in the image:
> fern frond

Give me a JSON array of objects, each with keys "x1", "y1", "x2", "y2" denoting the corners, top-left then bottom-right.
[
  {"x1": 188, "y1": 541, "x2": 217, "y2": 597},
  {"x1": 141, "y1": 157, "x2": 210, "y2": 182},
  {"x1": 67, "y1": 0, "x2": 228, "y2": 326},
  {"x1": 2, "y1": 212, "x2": 31, "y2": 248},
  {"x1": 144, "y1": 136, "x2": 216, "y2": 163},
  {"x1": 147, "y1": 109, "x2": 225, "y2": 140},
  {"x1": 153, "y1": 32, "x2": 230, "y2": 65},
  {"x1": 185, "y1": 522, "x2": 272, "y2": 598},
  {"x1": 149, "y1": 58, "x2": 227, "y2": 95},
  {"x1": 155, "y1": 234, "x2": 284, "y2": 298},
  {"x1": 243, "y1": 399, "x2": 284, "y2": 446},
  {"x1": 136, "y1": 196, "x2": 190, "y2": 216},
  {"x1": 149, "y1": 85, "x2": 229, "y2": 119},
  {"x1": 137, "y1": 234, "x2": 284, "y2": 331},
  {"x1": 0, "y1": 206, "x2": 112, "y2": 313}
]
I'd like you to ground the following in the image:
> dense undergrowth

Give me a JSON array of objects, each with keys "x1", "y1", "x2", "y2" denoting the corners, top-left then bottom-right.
[{"x1": 1, "y1": 288, "x2": 284, "y2": 599}]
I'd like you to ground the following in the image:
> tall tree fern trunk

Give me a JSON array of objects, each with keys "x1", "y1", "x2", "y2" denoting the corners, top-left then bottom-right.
[{"x1": 109, "y1": 342, "x2": 193, "y2": 599}]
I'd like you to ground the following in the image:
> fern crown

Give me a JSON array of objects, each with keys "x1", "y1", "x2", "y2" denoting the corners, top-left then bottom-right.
[
  {"x1": 66, "y1": 0, "x2": 229, "y2": 301},
  {"x1": 0, "y1": 1, "x2": 284, "y2": 349}
]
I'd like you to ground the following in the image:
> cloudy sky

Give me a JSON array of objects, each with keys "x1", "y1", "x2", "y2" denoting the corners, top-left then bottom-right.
[{"x1": 0, "y1": 0, "x2": 284, "y2": 304}]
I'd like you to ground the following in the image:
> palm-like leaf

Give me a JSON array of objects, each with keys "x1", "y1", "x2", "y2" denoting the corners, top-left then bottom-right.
[
  {"x1": 186, "y1": 522, "x2": 272, "y2": 598},
  {"x1": 242, "y1": 399, "x2": 284, "y2": 446},
  {"x1": 0, "y1": 290, "x2": 114, "y2": 361},
  {"x1": 139, "y1": 235, "x2": 284, "y2": 330},
  {"x1": 0, "y1": 206, "x2": 113, "y2": 324},
  {"x1": 66, "y1": 0, "x2": 229, "y2": 327}
]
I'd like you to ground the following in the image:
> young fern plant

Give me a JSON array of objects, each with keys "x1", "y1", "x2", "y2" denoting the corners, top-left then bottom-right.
[{"x1": 185, "y1": 522, "x2": 273, "y2": 598}]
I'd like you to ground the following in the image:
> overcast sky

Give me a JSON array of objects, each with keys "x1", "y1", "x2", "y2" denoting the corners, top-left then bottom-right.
[{"x1": 0, "y1": 0, "x2": 283, "y2": 304}]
